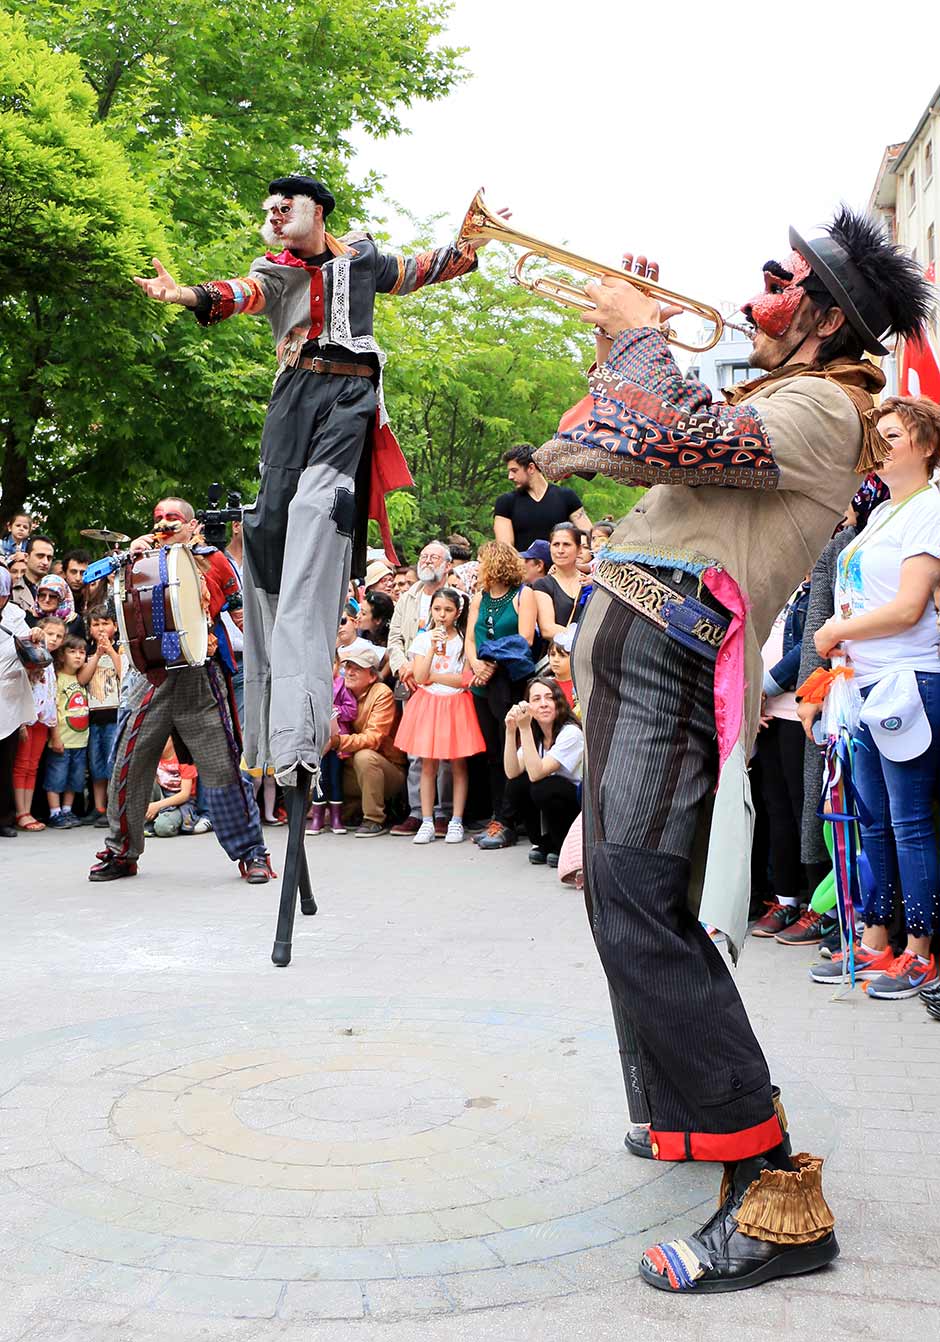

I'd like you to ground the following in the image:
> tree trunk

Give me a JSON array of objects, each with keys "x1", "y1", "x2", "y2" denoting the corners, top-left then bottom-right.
[{"x1": 0, "y1": 425, "x2": 29, "y2": 525}]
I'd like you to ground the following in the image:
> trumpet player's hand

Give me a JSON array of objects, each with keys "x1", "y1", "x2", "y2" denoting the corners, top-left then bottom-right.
[
  {"x1": 583, "y1": 266, "x2": 681, "y2": 341},
  {"x1": 466, "y1": 208, "x2": 511, "y2": 251}
]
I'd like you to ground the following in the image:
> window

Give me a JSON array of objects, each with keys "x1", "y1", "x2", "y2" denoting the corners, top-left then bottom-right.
[
  {"x1": 928, "y1": 223, "x2": 935, "y2": 268},
  {"x1": 926, "y1": 141, "x2": 934, "y2": 184},
  {"x1": 909, "y1": 167, "x2": 917, "y2": 210}
]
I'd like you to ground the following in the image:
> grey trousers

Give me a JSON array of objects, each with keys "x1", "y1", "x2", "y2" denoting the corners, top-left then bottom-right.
[
  {"x1": 406, "y1": 756, "x2": 453, "y2": 819},
  {"x1": 242, "y1": 368, "x2": 377, "y2": 783}
]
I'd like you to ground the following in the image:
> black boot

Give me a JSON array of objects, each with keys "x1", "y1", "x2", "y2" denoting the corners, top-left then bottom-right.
[
  {"x1": 625, "y1": 1085, "x2": 790, "y2": 1160},
  {"x1": 639, "y1": 1152, "x2": 838, "y2": 1293}
]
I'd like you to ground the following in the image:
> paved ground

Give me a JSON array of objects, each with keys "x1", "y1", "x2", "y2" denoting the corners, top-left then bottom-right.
[{"x1": 2, "y1": 822, "x2": 939, "y2": 1341}]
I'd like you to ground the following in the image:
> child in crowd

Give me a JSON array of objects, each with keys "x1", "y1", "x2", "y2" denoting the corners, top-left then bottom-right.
[
  {"x1": 395, "y1": 586, "x2": 484, "y2": 845},
  {"x1": 547, "y1": 626, "x2": 578, "y2": 711},
  {"x1": 81, "y1": 606, "x2": 125, "y2": 827},
  {"x1": 44, "y1": 636, "x2": 89, "y2": 828},
  {"x1": 145, "y1": 737, "x2": 198, "y2": 837},
  {"x1": 1, "y1": 512, "x2": 31, "y2": 558},
  {"x1": 12, "y1": 616, "x2": 65, "y2": 830},
  {"x1": 307, "y1": 664, "x2": 358, "y2": 836}
]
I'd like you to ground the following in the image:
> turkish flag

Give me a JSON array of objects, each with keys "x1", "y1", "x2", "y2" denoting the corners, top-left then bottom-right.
[{"x1": 898, "y1": 260, "x2": 940, "y2": 398}]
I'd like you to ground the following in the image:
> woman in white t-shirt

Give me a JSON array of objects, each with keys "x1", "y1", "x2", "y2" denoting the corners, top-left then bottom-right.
[
  {"x1": 813, "y1": 397, "x2": 940, "y2": 1001},
  {"x1": 502, "y1": 675, "x2": 583, "y2": 866}
]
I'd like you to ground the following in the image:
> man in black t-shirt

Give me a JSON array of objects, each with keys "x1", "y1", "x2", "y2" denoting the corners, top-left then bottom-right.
[{"x1": 492, "y1": 444, "x2": 591, "y2": 553}]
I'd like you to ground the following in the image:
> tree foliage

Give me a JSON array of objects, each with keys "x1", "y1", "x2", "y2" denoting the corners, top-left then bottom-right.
[{"x1": 1, "y1": 1, "x2": 647, "y2": 556}]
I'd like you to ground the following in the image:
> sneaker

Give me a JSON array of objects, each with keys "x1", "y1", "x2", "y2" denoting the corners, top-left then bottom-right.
[
  {"x1": 79, "y1": 808, "x2": 102, "y2": 826},
  {"x1": 546, "y1": 852, "x2": 559, "y2": 868},
  {"x1": 528, "y1": 845, "x2": 547, "y2": 865},
  {"x1": 46, "y1": 813, "x2": 71, "y2": 829},
  {"x1": 390, "y1": 816, "x2": 421, "y2": 837},
  {"x1": 88, "y1": 854, "x2": 138, "y2": 882},
  {"x1": 239, "y1": 854, "x2": 275, "y2": 883},
  {"x1": 775, "y1": 910, "x2": 827, "y2": 946},
  {"x1": 355, "y1": 821, "x2": 387, "y2": 838},
  {"x1": 433, "y1": 816, "x2": 449, "y2": 838},
  {"x1": 143, "y1": 822, "x2": 156, "y2": 838},
  {"x1": 192, "y1": 816, "x2": 213, "y2": 834},
  {"x1": 94, "y1": 812, "x2": 110, "y2": 828},
  {"x1": 809, "y1": 944, "x2": 895, "y2": 984},
  {"x1": 476, "y1": 821, "x2": 516, "y2": 850},
  {"x1": 751, "y1": 901, "x2": 801, "y2": 938},
  {"x1": 865, "y1": 951, "x2": 937, "y2": 1000},
  {"x1": 444, "y1": 818, "x2": 465, "y2": 844},
  {"x1": 818, "y1": 923, "x2": 843, "y2": 959},
  {"x1": 413, "y1": 819, "x2": 436, "y2": 845}
]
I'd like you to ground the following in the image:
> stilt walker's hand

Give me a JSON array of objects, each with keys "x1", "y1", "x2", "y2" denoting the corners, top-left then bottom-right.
[{"x1": 132, "y1": 259, "x2": 197, "y2": 307}]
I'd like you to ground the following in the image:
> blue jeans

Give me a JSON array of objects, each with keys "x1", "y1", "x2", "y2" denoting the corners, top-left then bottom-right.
[
  {"x1": 854, "y1": 672, "x2": 940, "y2": 938},
  {"x1": 313, "y1": 749, "x2": 343, "y2": 803},
  {"x1": 44, "y1": 745, "x2": 88, "y2": 795},
  {"x1": 88, "y1": 719, "x2": 118, "y2": 781}
]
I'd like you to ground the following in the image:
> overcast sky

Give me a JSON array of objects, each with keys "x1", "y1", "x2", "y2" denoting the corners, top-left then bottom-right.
[{"x1": 350, "y1": 0, "x2": 938, "y2": 342}]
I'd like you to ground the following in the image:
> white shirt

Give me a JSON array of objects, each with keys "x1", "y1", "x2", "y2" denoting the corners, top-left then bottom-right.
[
  {"x1": 0, "y1": 603, "x2": 37, "y2": 737},
  {"x1": 220, "y1": 551, "x2": 244, "y2": 655},
  {"x1": 519, "y1": 721, "x2": 584, "y2": 782},
  {"x1": 409, "y1": 630, "x2": 466, "y2": 697},
  {"x1": 835, "y1": 488, "x2": 940, "y2": 687}
]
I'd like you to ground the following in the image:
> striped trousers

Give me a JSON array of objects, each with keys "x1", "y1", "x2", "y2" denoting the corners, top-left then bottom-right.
[
  {"x1": 574, "y1": 578, "x2": 782, "y2": 1162},
  {"x1": 105, "y1": 663, "x2": 266, "y2": 866}
]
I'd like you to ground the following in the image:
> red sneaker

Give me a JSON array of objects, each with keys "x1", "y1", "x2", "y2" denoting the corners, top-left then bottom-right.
[{"x1": 751, "y1": 902, "x2": 801, "y2": 938}]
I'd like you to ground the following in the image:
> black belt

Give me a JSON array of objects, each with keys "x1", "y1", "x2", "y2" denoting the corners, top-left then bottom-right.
[{"x1": 593, "y1": 559, "x2": 729, "y2": 661}]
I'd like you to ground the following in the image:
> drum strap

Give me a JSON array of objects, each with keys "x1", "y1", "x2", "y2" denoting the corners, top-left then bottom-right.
[{"x1": 154, "y1": 547, "x2": 183, "y2": 665}]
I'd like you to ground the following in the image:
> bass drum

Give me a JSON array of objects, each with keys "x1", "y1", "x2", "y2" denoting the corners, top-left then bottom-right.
[{"x1": 115, "y1": 544, "x2": 209, "y2": 677}]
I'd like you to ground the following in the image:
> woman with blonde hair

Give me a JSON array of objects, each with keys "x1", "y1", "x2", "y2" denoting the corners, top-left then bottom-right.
[{"x1": 464, "y1": 542, "x2": 537, "y2": 848}]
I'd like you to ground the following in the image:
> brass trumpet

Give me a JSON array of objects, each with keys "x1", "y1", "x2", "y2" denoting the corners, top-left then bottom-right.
[{"x1": 458, "y1": 189, "x2": 728, "y2": 354}]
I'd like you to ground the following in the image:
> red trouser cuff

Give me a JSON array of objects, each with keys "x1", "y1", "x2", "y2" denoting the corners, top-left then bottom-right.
[{"x1": 649, "y1": 1113, "x2": 783, "y2": 1162}]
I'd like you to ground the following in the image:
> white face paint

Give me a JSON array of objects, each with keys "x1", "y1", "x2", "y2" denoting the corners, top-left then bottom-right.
[{"x1": 260, "y1": 193, "x2": 319, "y2": 249}]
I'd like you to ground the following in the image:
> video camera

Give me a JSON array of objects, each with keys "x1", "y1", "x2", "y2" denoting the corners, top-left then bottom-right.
[{"x1": 196, "y1": 483, "x2": 243, "y2": 548}]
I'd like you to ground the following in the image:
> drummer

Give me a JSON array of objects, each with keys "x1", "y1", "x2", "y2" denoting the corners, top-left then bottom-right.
[{"x1": 88, "y1": 497, "x2": 274, "y2": 885}]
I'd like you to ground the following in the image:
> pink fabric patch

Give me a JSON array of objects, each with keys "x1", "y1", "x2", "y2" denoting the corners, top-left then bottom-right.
[{"x1": 702, "y1": 567, "x2": 747, "y2": 771}]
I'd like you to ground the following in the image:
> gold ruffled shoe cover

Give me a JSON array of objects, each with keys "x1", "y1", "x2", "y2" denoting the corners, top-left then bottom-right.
[{"x1": 641, "y1": 1154, "x2": 838, "y2": 1293}]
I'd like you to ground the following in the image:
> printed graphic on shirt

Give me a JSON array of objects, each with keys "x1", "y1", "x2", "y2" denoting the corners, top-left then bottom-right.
[{"x1": 64, "y1": 685, "x2": 89, "y2": 733}]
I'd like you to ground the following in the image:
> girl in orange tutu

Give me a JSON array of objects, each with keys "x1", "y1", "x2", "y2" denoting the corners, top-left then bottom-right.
[{"x1": 394, "y1": 586, "x2": 484, "y2": 845}]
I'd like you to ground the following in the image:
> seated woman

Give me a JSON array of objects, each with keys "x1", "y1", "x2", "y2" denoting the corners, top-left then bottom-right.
[
  {"x1": 532, "y1": 522, "x2": 585, "y2": 641},
  {"x1": 807, "y1": 396, "x2": 940, "y2": 1000},
  {"x1": 502, "y1": 676, "x2": 583, "y2": 866}
]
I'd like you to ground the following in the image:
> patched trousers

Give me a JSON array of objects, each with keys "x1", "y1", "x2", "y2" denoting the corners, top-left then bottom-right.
[
  {"x1": 574, "y1": 581, "x2": 782, "y2": 1163},
  {"x1": 242, "y1": 367, "x2": 377, "y2": 782},
  {"x1": 105, "y1": 663, "x2": 266, "y2": 865}
]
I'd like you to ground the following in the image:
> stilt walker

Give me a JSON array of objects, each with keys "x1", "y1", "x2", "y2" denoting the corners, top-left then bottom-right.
[
  {"x1": 133, "y1": 176, "x2": 491, "y2": 962},
  {"x1": 536, "y1": 209, "x2": 932, "y2": 1291}
]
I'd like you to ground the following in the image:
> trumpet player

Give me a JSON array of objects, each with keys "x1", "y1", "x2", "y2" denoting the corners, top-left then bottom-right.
[{"x1": 536, "y1": 209, "x2": 933, "y2": 1293}]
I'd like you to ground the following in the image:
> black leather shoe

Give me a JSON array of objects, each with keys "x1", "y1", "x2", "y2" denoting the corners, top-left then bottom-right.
[
  {"x1": 88, "y1": 855, "x2": 138, "y2": 882},
  {"x1": 640, "y1": 1154, "x2": 837, "y2": 1293},
  {"x1": 0, "y1": 825, "x2": 18, "y2": 838}
]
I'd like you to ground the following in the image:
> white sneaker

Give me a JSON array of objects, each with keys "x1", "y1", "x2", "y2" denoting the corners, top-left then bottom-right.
[
  {"x1": 444, "y1": 818, "x2": 465, "y2": 844},
  {"x1": 413, "y1": 819, "x2": 436, "y2": 845},
  {"x1": 192, "y1": 816, "x2": 213, "y2": 834}
]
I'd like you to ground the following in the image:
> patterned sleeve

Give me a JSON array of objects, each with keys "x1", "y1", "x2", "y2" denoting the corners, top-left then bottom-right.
[
  {"x1": 373, "y1": 242, "x2": 478, "y2": 296},
  {"x1": 536, "y1": 327, "x2": 778, "y2": 489},
  {"x1": 191, "y1": 274, "x2": 269, "y2": 327}
]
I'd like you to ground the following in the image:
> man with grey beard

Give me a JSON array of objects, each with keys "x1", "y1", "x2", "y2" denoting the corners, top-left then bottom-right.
[{"x1": 387, "y1": 541, "x2": 453, "y2": 837}]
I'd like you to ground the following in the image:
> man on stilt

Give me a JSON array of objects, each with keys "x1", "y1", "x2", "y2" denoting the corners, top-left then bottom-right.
[
  {"x1": 133, "y1": 176, "x2": 489, "y2": 788},
  {"x1": 536, "y1": 210, "x2": 932, "y2": 1292}
]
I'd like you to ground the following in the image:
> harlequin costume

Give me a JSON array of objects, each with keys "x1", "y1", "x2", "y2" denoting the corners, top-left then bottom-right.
[
  {"x1": 188, "y1": 175, "x2": 478, "y2": 787},
  {"x1": 535, "y1": 209, "x2": 932, "y2": 1292},
  {"x1": 89, "y1": 545, "x2": 273, "y2": 884}
]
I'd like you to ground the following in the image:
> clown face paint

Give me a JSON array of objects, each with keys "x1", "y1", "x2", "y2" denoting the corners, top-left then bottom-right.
[
  {"x1": 260, "y1": 194, "x2": 319, "y2": 249},
  {"x1": 743, "y1": 251, "x2": 812, "y2": 337}
]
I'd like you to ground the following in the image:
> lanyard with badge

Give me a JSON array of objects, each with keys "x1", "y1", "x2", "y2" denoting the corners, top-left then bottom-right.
[{"x1": 837, "y1": 486, "x2": 931, "y2": 620}]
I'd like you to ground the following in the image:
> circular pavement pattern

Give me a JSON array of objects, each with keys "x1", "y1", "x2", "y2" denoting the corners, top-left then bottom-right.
[{"x1": 0, "y1": 997, "x2": 835, "y2": 1324}]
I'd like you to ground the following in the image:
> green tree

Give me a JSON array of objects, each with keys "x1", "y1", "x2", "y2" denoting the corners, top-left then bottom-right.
[{"x1": 1, "y1": 0, "x2": 465, "y2": 540}]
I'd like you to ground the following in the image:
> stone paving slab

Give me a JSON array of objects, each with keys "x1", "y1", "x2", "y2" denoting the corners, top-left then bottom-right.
[{"x1": 1, "y1": 824, "x2": 939, "y2": 1339}]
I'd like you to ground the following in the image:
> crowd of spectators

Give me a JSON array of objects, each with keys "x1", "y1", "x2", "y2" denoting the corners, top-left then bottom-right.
[{"x1": 5, "y1": 398, "x2": 940, "y2": 1017}]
